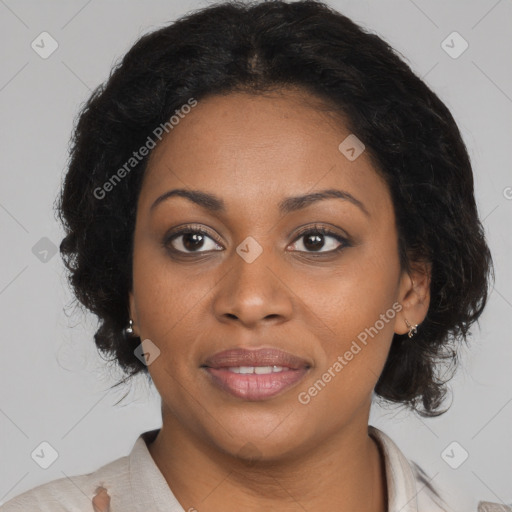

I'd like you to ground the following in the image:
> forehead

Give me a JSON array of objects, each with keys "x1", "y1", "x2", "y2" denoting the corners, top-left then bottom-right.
[{"x1": 139, "y1": 89, "x2": 391, "y2": 219}]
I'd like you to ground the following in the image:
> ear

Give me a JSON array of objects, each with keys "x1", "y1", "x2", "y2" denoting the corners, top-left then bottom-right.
[{"x1": 395, "y1": 260, "x2": 431, "y2": 336}]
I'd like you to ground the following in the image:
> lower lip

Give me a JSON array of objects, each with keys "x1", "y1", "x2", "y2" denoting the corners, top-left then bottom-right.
[{"x1": 204, "y1": 367, "x2": 309, "y2": 401}]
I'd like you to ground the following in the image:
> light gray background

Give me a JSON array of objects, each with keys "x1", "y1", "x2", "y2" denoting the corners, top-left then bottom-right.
[{"x1": 0, "y1": 0, "x2": 511, "y2": 510}]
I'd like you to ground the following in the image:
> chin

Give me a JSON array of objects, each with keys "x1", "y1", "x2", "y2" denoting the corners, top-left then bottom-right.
[{"x1": 203, "y1": 409, "x2": 318, "y2": 463}]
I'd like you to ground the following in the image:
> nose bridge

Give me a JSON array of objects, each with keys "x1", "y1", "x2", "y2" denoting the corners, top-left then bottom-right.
[{"x1": 212, "y1": 234, "x2": 292, "y2": 326}]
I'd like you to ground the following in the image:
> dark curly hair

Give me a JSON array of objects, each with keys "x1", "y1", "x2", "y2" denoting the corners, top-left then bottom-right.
[{"x1": 57, "y1": 0, "x2": 493, "y2": 416}]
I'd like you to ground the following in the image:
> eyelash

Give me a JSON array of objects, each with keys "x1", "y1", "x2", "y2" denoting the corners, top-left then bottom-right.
[{"x1": 163, "y1": 223, "x2": 351, "y2": 256}]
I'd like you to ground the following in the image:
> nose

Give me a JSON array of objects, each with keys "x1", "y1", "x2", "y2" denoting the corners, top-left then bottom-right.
[{"x1": 211, "y1": 240, "x2": 294, "y2": 328}]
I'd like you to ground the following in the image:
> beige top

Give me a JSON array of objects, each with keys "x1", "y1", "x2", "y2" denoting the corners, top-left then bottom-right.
[{"x1": 1, "y1": 426, "x2": 509, "y2": 512}]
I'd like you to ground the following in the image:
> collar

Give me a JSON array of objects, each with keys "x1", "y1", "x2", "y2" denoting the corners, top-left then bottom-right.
[
  {"x1": 128, "y1": 428, "x2": 184, "y2": 512},
  {"x1": 369, "y1": 425, "x2": 419, "y2": 512}
]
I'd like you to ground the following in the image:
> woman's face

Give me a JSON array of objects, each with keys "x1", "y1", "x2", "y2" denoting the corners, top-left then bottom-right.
[{"x1": 129, "y1": 89, "x2": 424, "y2": 460}]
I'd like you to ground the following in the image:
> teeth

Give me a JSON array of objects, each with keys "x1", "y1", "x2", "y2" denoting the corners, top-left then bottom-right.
[
  {"x1": 228, "y1": 366, "x2": 285, "y2": 374},
  {"x1": 254, "y1": 366, "x2": 272, "y2": 374}
]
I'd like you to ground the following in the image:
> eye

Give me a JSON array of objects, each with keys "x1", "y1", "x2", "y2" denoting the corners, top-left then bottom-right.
[
  {"x1": 163, "y1": 223, "x2": 350, "y2": 256},
  {"x1": 163, "y1": 225, "x2": 223, "y2": 254},
  {"x1": 288, "y1": 225, "x2": 350, "y2": 254}
]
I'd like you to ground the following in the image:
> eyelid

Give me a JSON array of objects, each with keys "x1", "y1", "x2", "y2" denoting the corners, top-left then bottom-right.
[
  {"x1": 292, "y1": 223, "x2": 349, "y2": 241},
  {"x1": 164, "y1": 223, "x2": 224, "y2": 247}
]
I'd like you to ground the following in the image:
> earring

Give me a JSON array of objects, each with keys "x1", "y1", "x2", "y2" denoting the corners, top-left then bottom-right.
[
  {"x1": 124, "y1": 319, "x2": 134, "y2": 336},
  {"x1": 404, "y1": 318, "x2": 418, "y2": 338}
]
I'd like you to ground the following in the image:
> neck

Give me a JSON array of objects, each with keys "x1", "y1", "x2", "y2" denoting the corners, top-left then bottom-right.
[{"x1": 147, "y1": 411, "x2": 387, "y2": 512}]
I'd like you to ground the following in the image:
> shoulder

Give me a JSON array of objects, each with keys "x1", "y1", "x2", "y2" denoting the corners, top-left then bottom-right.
[
  {"x1": 368, "y1": 426, "x2": 512, "y2": 512},
  {"x1": 411, "y1": 456, "x2": 512, "y2": 512},
  {"x1": 0, "y1": 451, "x2": 130, "y2": 512},
  {"x1": 409, "y1": 460, "x2": 451, "y2": 512},
  {"x1": 369, "y1": 425, "x2": 447, "y2": 512}
]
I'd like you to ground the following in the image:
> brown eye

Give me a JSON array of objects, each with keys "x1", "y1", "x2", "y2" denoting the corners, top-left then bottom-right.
[
  {"x1": 289, "y1": 226, "x2": 350, "y2": 253},
  {"x1": 164, "y1": 227, "x2": 223, "y2": 254}
]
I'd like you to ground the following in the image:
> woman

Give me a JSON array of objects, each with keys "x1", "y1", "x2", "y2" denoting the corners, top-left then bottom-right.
[{"x1": 1, "y1": 1, "x2": 504, "y2": 511}]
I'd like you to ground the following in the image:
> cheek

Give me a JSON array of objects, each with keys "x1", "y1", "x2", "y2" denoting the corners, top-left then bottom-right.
[
  {"x1": 300, "y1": 239, "x2": 401, "y2": 383},
  {"x1": 131, "y1": 237, "x2": 207, "y2": 334},
  {"x1": 296, "y1": 284, "x2": 398, "y2": 415},
  {"x1": 131, "y1": 242, "x2": 227, "y2": 397},
  {"x1": 305, "y1": 247, "x2": 400, "y2": 336}
]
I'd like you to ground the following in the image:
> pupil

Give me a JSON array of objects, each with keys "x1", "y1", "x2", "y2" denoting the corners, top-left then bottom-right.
[
  {"x1": 183, "y1": 232, "x2": 204, "y2": 251},
  {"x1": 305, "y1": 233, "x2": 324, "y2": 251}
]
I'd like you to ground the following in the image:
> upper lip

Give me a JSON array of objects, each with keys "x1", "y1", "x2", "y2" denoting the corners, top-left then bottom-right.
[{"x1": 203, "y1": 348, "x2": 311, "y2": 370}]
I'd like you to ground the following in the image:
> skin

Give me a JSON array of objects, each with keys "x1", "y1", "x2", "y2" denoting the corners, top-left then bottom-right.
[
  {"x1": 126, "y1": 88, "x2": 431, "y2": 512},
  {"x1": 92, "y1": 487, "x2": 110, "y2": 512}
]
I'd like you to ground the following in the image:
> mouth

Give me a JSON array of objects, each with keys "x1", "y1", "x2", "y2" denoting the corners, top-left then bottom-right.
[{"x1": 201, "y1": 348, "x2": 311, "y2": 401}]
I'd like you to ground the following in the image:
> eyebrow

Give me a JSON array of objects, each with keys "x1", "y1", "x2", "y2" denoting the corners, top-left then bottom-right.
[{"x1": 150, "y1": 187, "x2": 369, "y2": 217}]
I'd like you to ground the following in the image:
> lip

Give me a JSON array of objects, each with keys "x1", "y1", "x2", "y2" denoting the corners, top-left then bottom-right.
[
  {"x1": 203, "y1": 348, "x2": 310, "y2": 369},
  {"x1": 202, "y1": 348, "x2": 311, "y2": 401}
]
